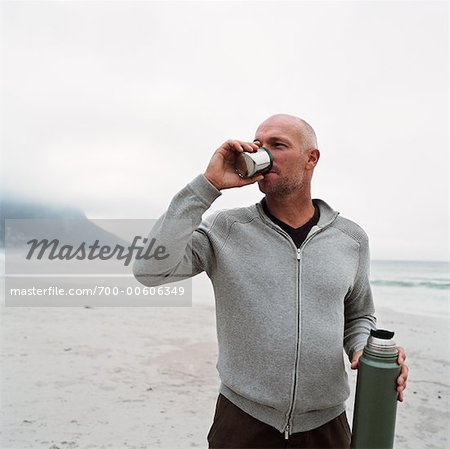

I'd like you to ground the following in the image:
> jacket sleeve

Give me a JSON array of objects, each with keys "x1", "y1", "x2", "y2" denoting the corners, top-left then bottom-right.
[
  {"x1": 133, "y1": 174, "x2": 221, "y2": 286},
  {"x1": 343, "y1": 232, "x2": 377, "y2": 360}
]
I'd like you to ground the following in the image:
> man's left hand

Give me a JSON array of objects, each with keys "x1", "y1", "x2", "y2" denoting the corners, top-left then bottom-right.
[{"x1": 351, "y1": 346, "x2": 408, "y2": 402}]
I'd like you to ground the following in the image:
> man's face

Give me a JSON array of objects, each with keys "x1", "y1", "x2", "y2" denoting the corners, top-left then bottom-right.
[{"x1": 254, "y1": 116, "x2": 310, "y2": 196}]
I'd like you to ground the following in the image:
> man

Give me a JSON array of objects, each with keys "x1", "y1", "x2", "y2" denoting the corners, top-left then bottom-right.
[{"x1": 134, "y1": 114, "x2": 408, "y2": 448}]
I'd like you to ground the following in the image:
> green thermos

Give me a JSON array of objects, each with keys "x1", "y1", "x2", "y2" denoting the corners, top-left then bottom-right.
[{"x1": 351, "y1": 329, "x2": 401, "y2": 449}]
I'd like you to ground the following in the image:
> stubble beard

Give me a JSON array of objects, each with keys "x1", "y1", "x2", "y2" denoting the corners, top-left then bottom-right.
[{"x1": 258, "y1": 172, "x2": 306, "y2": 197}]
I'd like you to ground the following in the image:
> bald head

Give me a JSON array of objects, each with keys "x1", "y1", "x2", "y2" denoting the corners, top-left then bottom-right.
[{"x1": 257, "y1": 114, "x2": 318, "y2": 152}]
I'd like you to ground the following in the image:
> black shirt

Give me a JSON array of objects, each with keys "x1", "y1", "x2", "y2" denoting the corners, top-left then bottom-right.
[{"x1": 262, "y1": 199, "x2": 320, "y2": 248}]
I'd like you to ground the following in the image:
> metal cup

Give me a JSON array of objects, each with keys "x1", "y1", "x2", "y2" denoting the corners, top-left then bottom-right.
[{"x1": 235, "y1": 146, "x2": 273, "y2": 178}]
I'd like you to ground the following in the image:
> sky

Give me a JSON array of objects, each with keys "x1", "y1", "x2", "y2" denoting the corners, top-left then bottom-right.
[{"x1": 0, "y1": 1, "x2": 448, "y2": 261}]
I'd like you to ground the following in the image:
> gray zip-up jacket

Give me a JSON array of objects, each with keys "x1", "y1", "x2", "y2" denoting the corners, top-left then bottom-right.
[{"x1": 133, "y1": 174, "x2": 376, "y2": 436}]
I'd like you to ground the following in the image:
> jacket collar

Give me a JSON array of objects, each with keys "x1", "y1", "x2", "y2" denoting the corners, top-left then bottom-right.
[{"x1": 255, "y1": 197, "x2": 339, "y2": 230}]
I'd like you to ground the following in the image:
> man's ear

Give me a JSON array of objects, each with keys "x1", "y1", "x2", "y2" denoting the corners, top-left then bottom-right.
[{"x1": 306, "y1": 149, "x2": 320, "y2": 170}]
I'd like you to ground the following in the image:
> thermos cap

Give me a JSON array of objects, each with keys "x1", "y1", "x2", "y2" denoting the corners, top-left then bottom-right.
[{"x1": 366, "y1": 329, "x2": 397, "y2": 353}]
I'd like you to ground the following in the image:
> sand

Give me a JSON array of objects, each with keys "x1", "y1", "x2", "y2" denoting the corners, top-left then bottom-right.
[{"x1": 1, "y1": 273, "x2": 449, "y2": 449}]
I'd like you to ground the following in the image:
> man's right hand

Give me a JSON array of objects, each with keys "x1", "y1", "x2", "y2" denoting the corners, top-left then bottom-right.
[{"x1": 204, "y1": 140, "x2": 265, "y2": 190}]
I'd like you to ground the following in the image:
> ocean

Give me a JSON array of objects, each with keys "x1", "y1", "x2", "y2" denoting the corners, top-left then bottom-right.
[
  {"x1": 370, "y1": 260, "x2": 449, "y2": 318},
  {"x1": 0, "y1": 252, "x2": 448, "y2": 318}
]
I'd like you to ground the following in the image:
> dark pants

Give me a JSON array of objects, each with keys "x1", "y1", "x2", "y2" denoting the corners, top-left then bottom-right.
[{"x1": 207, "y1": 394, "x2": 351, "y2": 449}]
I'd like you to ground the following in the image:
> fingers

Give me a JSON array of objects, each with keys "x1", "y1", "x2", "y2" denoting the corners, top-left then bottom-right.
[
  {"x1": 396, "y1": 361, "x2": 409, "y2": 402},
  {"x1": 397, "y1": 346, "x2": 407, "y2": 364},
  {"x1": 397, "y1": 379, "x2": 406, "y2": 402},
  {"x1": 350, "y1": 350, "x2": 363, "y2": 370},
  {"x1": 205, "y1": 139, "x2": 262, "y2": 190},
  {"x1": 236, "y1": 173, "x2": 264, "y2": 187},
  {"x1": 222, "y1": 139, "x2": 259, "y2": 154}
]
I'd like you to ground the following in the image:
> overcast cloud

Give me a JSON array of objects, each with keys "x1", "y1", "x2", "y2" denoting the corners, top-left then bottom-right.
[{"x1": 1, "y1": 1, "x2": 448, "y2": 261}]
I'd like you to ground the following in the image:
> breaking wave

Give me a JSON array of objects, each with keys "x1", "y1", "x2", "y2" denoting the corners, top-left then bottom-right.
[{"x1": 371, "y1": 278, "x2": 450, "y2": 290}]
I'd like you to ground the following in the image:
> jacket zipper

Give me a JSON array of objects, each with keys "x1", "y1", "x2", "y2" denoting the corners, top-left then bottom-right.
[
  {"x1": 283, "y1": 247, "x2": 302, "y2": 440},
  {"x1": 282, "y1": 227, "x2": 334, "y2": 439},
  {"x1": 255, "y1": 206, "x2": 339, "y2": 439}
]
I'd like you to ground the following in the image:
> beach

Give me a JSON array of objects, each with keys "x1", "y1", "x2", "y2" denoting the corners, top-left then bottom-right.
[{"x1": 1, "y1": 271, "x2": 449, "y2": 449}]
